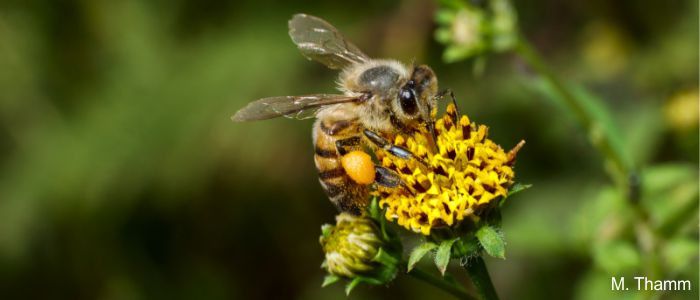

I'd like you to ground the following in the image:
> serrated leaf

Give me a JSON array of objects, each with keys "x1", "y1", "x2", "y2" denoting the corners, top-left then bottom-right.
[
  {"x1": 408, "y1": 242, "x2": 438, "y2": 272},
  {"x1": 345, "y1": 277, "x2": 362, "y2": 295},
  {"x1": 435, "y1": 238, "x2": 459, "y2": 275},
  {"x1": 322, "y1": 274, "x2": 340, "y2": 287},
  {"x1": 476, "y1": 225, "x2": 506, "y2": 259}
]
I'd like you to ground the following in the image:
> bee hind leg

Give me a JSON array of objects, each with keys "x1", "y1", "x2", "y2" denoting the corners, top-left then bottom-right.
[{"x1": 363, "y1": 129, "x2": 414, "y2": 160}]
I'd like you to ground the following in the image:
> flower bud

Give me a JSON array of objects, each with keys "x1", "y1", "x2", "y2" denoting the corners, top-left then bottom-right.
[{"x1": 320, "y1": 213, "x2": 383, "y2": 278}]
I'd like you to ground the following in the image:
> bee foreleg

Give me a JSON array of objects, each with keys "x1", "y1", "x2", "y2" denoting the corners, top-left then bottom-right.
[
  {"x1": 334, "y1": 136, "x2": 362, "y2": 156},
  {"x1": 374, "y1": 166, "x2": 401, "y2": 188},
  {"x1": 363, "y1": 129, "x2": 414, "y2": 159}
]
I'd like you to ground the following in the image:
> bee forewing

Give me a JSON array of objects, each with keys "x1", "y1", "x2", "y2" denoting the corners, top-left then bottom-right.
[
  {"x1": 231, "y1": 94, "x2": 362, "y2": 122},
  {"x1": 288, "y1": 14, "x2": 370, "y2": 70}
]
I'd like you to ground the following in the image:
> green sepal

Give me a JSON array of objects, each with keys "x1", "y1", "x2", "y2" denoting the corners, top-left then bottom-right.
[
  {"x1": 369, "y1": 196, "x2": 382, "y2": 220},
  {"x1": 345, "y1": 277, "x2": 362, "y2": 295},
  {"x1": 476, "y1": 225, "x2": 506, "y2": 259},
  {"x1": 344, "y1": 276, "x2": 384, "y2": 295},
  {"x1": 408, "y1": 242, "x2": 438, "y2": 272},
  {"x1": 368, "y1": 196, "x2": 391, "y2": 241},
  {"x1": 329, "y1": 248, "x2": 400, "y2": 295},
  {"x1": 338, "y1": 247, "x2": 400, "y2": 295},
  {"x1": 320, "y1": 224, "x2": 333, "y2": 239},
  {"x1": 451, "y1": 236, "x2": 480, "y2": 258},
  {"x1": 435, "y1": 238, "x2": 459, "y2": 275},
  {"x1": 507, "y1": 182, "x2": 532, "y2": 197},
  {"x1": 372, "y1": 247, "x2": 399, "y2": 268},
  {"x1": 322, "y1": 274, "x2": 340, "y2": 287}
]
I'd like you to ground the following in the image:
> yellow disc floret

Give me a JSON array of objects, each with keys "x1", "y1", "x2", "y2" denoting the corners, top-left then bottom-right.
[{"x1": 375, "y1": 103, "x2": 523, "y2": 235}]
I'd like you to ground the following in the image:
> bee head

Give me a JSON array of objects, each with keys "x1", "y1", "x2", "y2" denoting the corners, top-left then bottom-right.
[{"x1": 393, "y1": 65, "x2": 438, "y2": 127}]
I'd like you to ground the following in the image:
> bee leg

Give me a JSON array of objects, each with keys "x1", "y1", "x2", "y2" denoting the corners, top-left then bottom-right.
[
  {"x1": 334, "y1": 136, "x2": 362, "y2": 156},
  {"x1": 374, "y1": 166, "x2": 401, "y2": 188},
  {"x1": 363, "y1": 129, "x2": 414, "y2": 160},
  {"x1": 438, "y1": 89, "x2": 460, "y2": 121}
]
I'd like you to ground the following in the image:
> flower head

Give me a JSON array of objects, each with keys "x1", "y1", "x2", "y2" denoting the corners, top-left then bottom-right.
[
  {"x1": 320, "y1": 213, "x2": 383, "y2": 277},
  {"x1": 435, "y1": 0, "x2": 518, "y2": 63},
  {"x1": 376, "y1": 103, "x2": 524, "y2": 235}
]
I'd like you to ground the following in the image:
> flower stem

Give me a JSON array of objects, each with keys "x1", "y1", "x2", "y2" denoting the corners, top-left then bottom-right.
[
  {"x1": 464, "y1": 255, "x2": 499, "y2": 300},
  {"x1": 407, "y1": 267, "x2": 476, "y2": 300},
  {"x1": 514, "y1": 34, "x2": 663, "y2": 298},
  {"x1": 514, "y1": 36, "x2": 634, "y2": 184}
]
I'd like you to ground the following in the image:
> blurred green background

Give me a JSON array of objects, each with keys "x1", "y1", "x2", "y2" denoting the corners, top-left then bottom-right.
[{"x1": 0, "y1": 0, "x2": 697, "y2": 299}]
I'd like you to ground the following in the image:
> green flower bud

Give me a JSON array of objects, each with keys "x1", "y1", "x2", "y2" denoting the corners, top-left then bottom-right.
[
  {"x1": 320, "y1": 213, "x2": 383, "y2": 278},
  {"x1": 435, "y1": 0, "x2": 519, "y2": 63}
]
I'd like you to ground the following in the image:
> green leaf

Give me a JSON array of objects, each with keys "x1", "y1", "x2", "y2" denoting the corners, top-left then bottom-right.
[
  {"x1": 593, "y1": 241, "x2": 641, "y2": 273},
  {"x1": 476, "y1": 225, "x2": 506, "y2": 259},
  {"x1": 434, "y1": 9, "x2": 456, "y2": 25},
  {"x1": 434, "y1": 28, "x2": 452, "y2": 44},
  {"x1": 408, "y1": 242, "x2": 438, "y2": 272},
  {"x1": 641, "y1": 164, "x2": 699, "y2": 235},
  {"x1": 321, "y1": 274, "x2": 340, "y2": 287},
  {"x1": 663, "y1": 237, "x2": 699, "y2": 274},
  {"x1": 434, "y1": 238, "x2": 459, "y2": 275}
]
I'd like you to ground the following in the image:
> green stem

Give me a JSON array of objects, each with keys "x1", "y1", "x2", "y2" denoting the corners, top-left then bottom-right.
[
  {"x1": 514, "y1": 36, "x2": 633, "y2": 183},
  {"x1": 407, "y1": 267, "x2": 476, "y2": 300},
  {"x1": 464, "y1": 255, "x2": 499, "y2": 300},
  {"x1": 514, "y1": 34, "x2": 663, "y2": 298}
]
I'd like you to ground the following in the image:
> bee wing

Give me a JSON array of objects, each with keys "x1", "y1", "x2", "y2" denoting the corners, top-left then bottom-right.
[
  {"x1": 231, "y1": 94, "x2": 362, "y2": 122},
  {"x1": 289, "y1": 14, "x2": 370, "y2": 70}
]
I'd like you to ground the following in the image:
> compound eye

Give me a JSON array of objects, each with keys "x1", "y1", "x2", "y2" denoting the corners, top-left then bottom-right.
[{"x1": 399, "y1": 88, "x2": 417, "y2": 116}]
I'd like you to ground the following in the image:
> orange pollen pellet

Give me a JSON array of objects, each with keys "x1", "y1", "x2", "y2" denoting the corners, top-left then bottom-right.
[{"x1": 341, "y1": 151, "x2": 376, "y2": 185}]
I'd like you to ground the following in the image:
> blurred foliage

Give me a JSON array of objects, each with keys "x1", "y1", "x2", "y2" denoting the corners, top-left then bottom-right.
[{"x1": 0, "y1": 0, "x2": 697, "y2": 299}]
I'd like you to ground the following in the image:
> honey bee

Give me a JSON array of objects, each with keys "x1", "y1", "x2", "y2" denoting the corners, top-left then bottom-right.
[{"x1": 232, "y1": 14, "x2": 454, "y2": 214}]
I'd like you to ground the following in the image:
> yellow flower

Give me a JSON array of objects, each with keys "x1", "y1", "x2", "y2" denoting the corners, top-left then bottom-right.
[{"x1": 375, "y1": 103, "x2": 524, "y2": 235}]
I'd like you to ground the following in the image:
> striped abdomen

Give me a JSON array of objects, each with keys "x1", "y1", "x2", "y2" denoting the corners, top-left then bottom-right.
[{"x1": 313, "y1": 116, "x2": 369, "y2": 215}]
